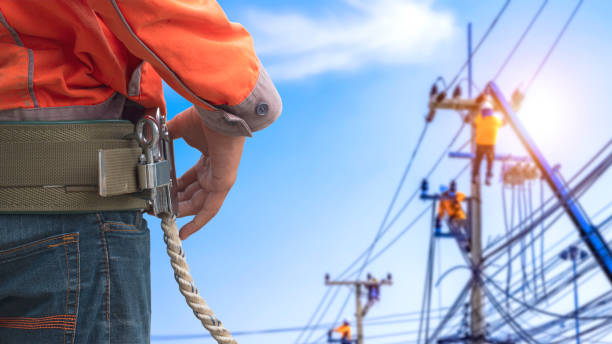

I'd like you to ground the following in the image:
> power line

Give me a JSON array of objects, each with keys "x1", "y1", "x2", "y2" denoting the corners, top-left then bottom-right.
[
  {"x1": 524, "y1": 0, "x2": 585, "y2": 93},
  {"x1": 446, "y1": 0, "x2": 513, "y2": 92},
  {"x1": 493, "y1": 0, "x2": 549, "y2": 81}
]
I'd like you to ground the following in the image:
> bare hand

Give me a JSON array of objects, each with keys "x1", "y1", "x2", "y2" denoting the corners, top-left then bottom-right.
[{"x1": 167, "y1": 106, "x2": 246, "y2": 240}]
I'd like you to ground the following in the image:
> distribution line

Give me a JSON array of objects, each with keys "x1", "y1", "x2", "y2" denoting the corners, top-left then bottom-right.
[
  {"x1": 443, "y1": 159, "x2": 611, "y2": 337},
  {"x1": 493, "y1": 0, "x2": 549, "y2": 81},
  {"x1": 299, "y1": 120, "x2": 431, "y2": 343},
  {"x1": 445, "y1": 0, "x2": 512, "y2": 92},
  {"x1": 305, "y1": 126, "x2": 468, "y2": 343},
  {"x1": 524, "y1": 0, "x2": 585, "y2": 93},
  {"x1": 298, "y1": 2, "x2": 512, "y2": 337},
  {"x1": 483, "y1": 273, "x2": 612, "y2": 321},
  {"x1": 153, "y1": 309, "x2": 445, "y2": 341}
]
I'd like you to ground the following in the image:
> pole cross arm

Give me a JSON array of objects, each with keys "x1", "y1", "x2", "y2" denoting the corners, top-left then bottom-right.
[
  {"x1": 429, "y1": 98, "x2": 481, "y2": 111},
  {"x1": 486, "y1": 81, "x2": 612, "y2": 284},
  {"x1": 448, "y1": 152, "x2": 531, "y2": 162},
  {"x1": 324, "y1": 279, "x2": 393, "y2": 287}
]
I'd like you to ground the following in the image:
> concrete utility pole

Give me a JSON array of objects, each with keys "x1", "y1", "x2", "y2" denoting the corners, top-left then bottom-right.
[
  {"x1": 467, "y1": 22, "x2": 485, "y2": 344},
  {"x1": 425, "y1": 23, "x2": 486, "y2": 344},
  {"x1": 325, "y1": 274, "x2": 393, "y2": 344}
]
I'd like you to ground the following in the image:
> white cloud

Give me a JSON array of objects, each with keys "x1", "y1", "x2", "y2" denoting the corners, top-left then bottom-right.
[{"x1": 244, "y1": 0, "x2": 457, "y2": 81}]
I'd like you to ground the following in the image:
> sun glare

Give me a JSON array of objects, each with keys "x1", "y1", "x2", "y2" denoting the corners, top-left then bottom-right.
[{"x1": 516, "y1": 86, "x2": 568, "y2": 147}]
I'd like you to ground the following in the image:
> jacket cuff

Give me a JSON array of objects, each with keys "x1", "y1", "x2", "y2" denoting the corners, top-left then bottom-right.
[{"x1": 196, "y1": 66, "x2": 282, "y2": 137}]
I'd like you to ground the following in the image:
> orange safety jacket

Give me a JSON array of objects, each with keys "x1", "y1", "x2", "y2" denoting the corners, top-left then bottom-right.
[
  {"x1": 474, "y1": 113, "x2": 504, "y2": 146},
  {"x1": 0, "y1": 0, "x2": 281, "y2": 136},
  {"x1": 437, "y1": 191, "x2": 467, "y2": 220},
  {"x1": 334, "y1": 324, "x2": 351, "y2": 339}
]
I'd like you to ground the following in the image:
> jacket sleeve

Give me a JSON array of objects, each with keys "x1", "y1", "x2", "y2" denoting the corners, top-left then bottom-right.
[{"x1": 88, "y1": 0, "x2": 282, "y2": 137}]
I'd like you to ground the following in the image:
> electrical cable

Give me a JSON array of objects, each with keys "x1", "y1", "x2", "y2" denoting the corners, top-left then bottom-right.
[
  {"x1": 524, "y1": 0, "x2": 585, "y2": 93},
  {"x1": 445, "y1": 0, "x2": 512, "y2": 92},
  {"x1": 493, "y1": 0, "x2": 549, "y2": 81},
  {"x1": 306, "y1": 126, "x2": 468, "y2": 342}
]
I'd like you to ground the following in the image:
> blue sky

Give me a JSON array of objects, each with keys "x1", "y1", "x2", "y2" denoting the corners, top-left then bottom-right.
[{"x1": 148, "y1": 1, "x2": 612, "y2": 343}]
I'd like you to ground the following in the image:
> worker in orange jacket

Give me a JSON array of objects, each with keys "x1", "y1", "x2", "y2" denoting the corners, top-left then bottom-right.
[
  {"x1": 329, "y1": 320, "x2": 352, "y2": 344},
  {"x1": 0, "y1": 1, "x2": 281, "y2": 342},
  {"x1": 436, "y1": 181, "x2": 470, "y2": 252},
  {"x1": 472, "y1": 98, "x2": 505, "y2": 186}
]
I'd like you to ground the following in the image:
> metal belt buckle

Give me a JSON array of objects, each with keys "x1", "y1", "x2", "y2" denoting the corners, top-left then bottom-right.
[{"x1": 136, "y1": 109, "x2": 178, "y2": 217}]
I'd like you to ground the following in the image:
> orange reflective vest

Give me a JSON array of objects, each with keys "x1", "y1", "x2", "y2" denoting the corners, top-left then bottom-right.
[
  {"x1": 474, "y1": 113, "x2": 504, "y2": 146},
  {"x1": 334, "y1": 324, "x2": 351, "y2": 339},
  {"x1": 438, "y1": 191, "x2": 467, "y2": 220},
  {"x1": 0, "y1": 0, "x2": 281, "y2": 136}
]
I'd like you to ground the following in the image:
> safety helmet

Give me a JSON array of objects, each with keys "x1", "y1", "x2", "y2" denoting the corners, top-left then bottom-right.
[
  {"x1": 439, "y1": 185, "x2": 449, "y2": 193},
  {"x1": 479, "y1": 94, "x2": 495, "y2": 117}
]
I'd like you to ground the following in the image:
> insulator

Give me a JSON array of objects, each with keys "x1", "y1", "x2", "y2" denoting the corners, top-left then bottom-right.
[
  {"x1": 511, "y1": 88, "x2": 525, "y2": 112},
  {"x1": 421, "y1": 179, "x2": 429, "y2": 193},
  {"x1": 453, "y1": 85, "x2": 462, "y2": 99},
  {"x1": 430, "y1": 84, "x2": 438, "y2": 97}
]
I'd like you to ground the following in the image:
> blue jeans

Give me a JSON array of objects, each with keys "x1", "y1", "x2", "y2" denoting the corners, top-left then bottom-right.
[{"x1": 0, "y1": 212, "x2": 150, "y2": 343}]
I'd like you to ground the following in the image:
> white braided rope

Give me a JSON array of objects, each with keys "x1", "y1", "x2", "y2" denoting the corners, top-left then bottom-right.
[{"x1": 161, "y1": 215, "x2": 238, "y2": 344}]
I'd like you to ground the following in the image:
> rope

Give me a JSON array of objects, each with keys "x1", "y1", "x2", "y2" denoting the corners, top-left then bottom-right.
[{"x1": 160, "y1": 215, "x2": 237, "y2": 344}]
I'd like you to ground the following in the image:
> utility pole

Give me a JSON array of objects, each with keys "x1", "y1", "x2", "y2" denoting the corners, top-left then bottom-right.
[
  {"x1": 426, "y1": 23, "x2": 487, "y2": 344},
  {"x1": 467, "y1": 22, "x2": 485, "y2": 344},
  {"x1": 325, "y1": 274, "x2": 393, "y2": 344}
]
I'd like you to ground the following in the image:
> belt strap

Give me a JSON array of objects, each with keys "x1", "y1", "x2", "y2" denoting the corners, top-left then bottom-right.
[{"x1": 0, "y1": 121, "x2": 148, "y2": 213}]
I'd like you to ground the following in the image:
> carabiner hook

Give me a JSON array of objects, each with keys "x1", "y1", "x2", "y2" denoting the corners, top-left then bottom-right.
[{"x1": 136, "y1": 117, "x2": 160, "y2": 163}]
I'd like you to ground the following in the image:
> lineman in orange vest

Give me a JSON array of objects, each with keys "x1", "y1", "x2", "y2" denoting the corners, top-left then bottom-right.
[
  {"x1": 0, "y1": 1, "x2": 281, "y2": 342},
  {"x1": 329, "y1": 320, "x2": 352, "y2": 344},
  {"x1": 472, "y1": 98, "x2": 505, "y2": 186},
  {"x1": 436, "y1": 181, "x2": 470, "y2": 252}
]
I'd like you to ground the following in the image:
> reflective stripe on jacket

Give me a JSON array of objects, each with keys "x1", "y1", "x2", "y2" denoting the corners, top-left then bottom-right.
[
  {"x1": 474, "y1": 113, "x2": 503, "y2": 145},
  {"x1": 437, "y1": 191, "x2": 466, "y2": 220},
  {"x1": 0, "y1": 0, "x2": 281, "y2": 136}
]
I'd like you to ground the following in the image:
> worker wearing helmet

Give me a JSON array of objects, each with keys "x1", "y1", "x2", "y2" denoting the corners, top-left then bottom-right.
[
  {"x1": 436, "y1": 181, "x2": 470, "y2": 252},
  {"x1": 329, "y1": 320, "x2": 352, "y2": 344},
  {"x1": 362, "y1": 274, "x2": 381, "y2": 316},
  {"x1": 472, "y1": 98, "x2": 505, "y2": 186},
  {"x1": 0, "y1": 1, "x2": 281, "y2": 342}
]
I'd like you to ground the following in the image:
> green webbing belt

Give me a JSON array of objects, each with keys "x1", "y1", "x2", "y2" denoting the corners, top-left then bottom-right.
[{"x1": 0, "y1": 121, "x2": 148, "y2": 213}]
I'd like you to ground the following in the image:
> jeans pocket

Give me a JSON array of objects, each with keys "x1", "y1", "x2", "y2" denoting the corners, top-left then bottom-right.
[
  {"x1": 0, "y1": 233, "x2": 79, "y2": 344},
  {"x1": 99, "y1": 216, "x2": 151, "y2": 343}
]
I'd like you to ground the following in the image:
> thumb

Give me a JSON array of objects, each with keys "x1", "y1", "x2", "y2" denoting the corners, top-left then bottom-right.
[
  {"x1": 167, "y1": 106, "x2": 209, "y2": 153},
  {"x1": 167, "y1": 106, "x2": 200, "y2": 140}
]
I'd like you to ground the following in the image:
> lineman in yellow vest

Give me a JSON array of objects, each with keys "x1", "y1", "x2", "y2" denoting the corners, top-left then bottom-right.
[
  {"x1": 472, "y1": 98, "x2": 505, "y2": 186},
  {"x1": 436, "y1": 181, "x2": 470, "y2": 252}
]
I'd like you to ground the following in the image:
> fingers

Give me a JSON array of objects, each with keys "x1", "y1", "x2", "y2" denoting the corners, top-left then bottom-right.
[
  {"x1": 179, "y1": 191, "x2": 227, "y2": 240},
  {"x1": 178, "y1": 188, "x2": 205, "y2": 217},
  {"x1": 178, "y1": 180, "x2": 201, "y2": 204},
  {"x1": 177, "y1": 156, "x2": 207, "y2": 192},
  {"x1": 177, "y1": 164, "x2": 199, "y2": 192}
]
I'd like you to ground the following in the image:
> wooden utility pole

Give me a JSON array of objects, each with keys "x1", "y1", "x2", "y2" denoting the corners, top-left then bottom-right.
[{"x1": 325, "y1": 274, "x2": 392, "y2": 344}]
